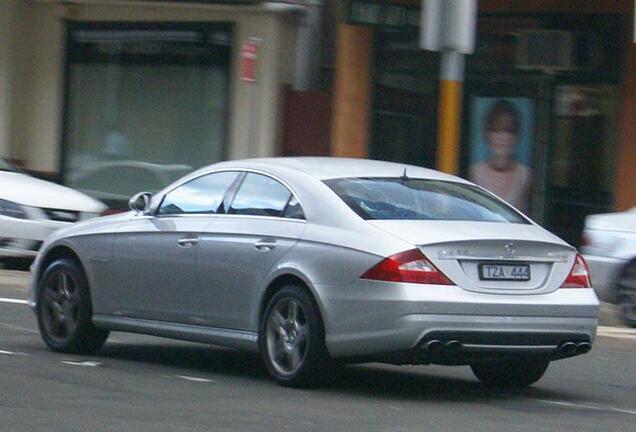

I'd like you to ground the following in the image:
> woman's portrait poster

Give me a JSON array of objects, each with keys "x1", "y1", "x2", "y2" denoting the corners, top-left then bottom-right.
[{"x1": 468, "y1": 97, "x2": 535, "y2": 214}]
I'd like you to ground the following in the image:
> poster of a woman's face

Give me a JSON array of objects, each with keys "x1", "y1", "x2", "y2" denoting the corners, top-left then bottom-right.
[{"x1": 468, "y1": 97, "x2": 534, "y2": 214}]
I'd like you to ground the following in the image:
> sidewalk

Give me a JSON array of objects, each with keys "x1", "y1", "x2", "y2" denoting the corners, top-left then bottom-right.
[{"x1": 2, "y1": 270, "x2": 628, "y2": 328}]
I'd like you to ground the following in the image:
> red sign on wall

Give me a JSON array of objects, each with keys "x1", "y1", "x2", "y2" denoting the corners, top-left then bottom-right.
[{"x1": 240, "y1": 39, "x2": 260, "y2": 83}]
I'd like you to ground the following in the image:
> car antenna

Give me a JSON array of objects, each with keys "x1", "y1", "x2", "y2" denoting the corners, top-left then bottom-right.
[{"x1": 400, "y1": 167, "x2": 409, "y2": 183}]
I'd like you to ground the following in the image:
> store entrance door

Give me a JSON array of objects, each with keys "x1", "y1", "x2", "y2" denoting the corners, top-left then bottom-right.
[{"x1": 546, "y1": 84, "x2": 618, "y2": 246}]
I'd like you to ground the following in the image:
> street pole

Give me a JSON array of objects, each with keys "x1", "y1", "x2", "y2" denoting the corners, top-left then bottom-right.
[
  {"x1": 420, "y1": 0, "x2": 477, "y2": 175},
  {"x1": 437, "y1": 51, "x2": 465, "y2": 174}
]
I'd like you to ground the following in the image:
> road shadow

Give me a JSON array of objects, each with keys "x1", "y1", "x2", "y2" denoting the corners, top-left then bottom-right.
[
  {"x1": 94, "y1": 340, "x2": 582, "y2": 403},
  {"x1": 98, "y1": 340, "x2": 269, "y2": 380}
]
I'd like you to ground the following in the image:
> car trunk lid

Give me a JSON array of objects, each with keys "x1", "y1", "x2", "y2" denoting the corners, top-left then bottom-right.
[{"x1": 368, "y1": 220, "x2": 576, "y2": 294}]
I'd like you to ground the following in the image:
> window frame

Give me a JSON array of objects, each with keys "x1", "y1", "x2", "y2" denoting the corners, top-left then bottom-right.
[
  {"x1": 60, "y1": 21, "x2": 234, "y2": 188},
  {"x1": 154, "y1": 170, "x2": 242, "y2": 217},
  {"x1": 152, "y1": 168, "x2": 306, "y2": 221},
  {"x1": 223, "y1": 170, "x2": 306, "y2": 221}
]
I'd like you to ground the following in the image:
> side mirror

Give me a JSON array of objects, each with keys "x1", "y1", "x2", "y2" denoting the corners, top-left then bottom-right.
[{"x1": 128, "y1": 192, "x2": 152, "y2": 213}]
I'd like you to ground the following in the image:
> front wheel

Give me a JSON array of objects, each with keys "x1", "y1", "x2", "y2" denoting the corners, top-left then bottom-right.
[
  {"x1": 36, "y1": 258, "x2": 109, "y2": 354},
  {"x1": 260, "y1": 285, "x2": 328, "y2": 387},
  {"x1": 471, "y1": 357, "x2": 549, "y2": 389}
]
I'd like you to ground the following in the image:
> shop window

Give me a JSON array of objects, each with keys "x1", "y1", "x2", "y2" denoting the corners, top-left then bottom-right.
[{"x1": 63, "y1": 23, "x2": 232, "y2": 209}]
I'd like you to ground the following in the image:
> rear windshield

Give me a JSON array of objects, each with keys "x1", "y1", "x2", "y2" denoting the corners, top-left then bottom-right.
[{"x1": 324, "y1": 177, "x2": 528, "y2": 224}]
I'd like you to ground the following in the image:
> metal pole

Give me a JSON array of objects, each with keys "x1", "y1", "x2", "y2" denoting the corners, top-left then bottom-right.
[{"x1": 436, "y1": 51, "x2": 465, "y2": 175}]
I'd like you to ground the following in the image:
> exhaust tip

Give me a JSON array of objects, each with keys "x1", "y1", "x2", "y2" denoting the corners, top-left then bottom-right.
[
  {"x1": 561, "y1": 342, "x2": 577, "y2": 355},
  {"x1": 576, "y1": 342, "x2": 592, "y2": 355},
  {"x1": 424, "y1": 340, "x2": 443, "y2": 352},
  {"x1": 445, "y1": 340, "x2": 462, "y2": 352}
]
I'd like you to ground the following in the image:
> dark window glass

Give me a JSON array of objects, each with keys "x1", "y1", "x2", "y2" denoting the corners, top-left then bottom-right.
[
  {"x1": 325, "y1": 178, "x2": 528, "y2": 223},
  {"x1": 283, "y1": 196, "x2": 305, "y2": 220},
  {"x1": 63, "y1": 23, "x2": 232, "y2": 210},
  {"x1": 77, "y1": 166, "x2": 162, "y2": 195},
  {"x1": 229, "y1": 173, "x2": 291, "y2": 217},
  {"x1": 158, "y1": 171, "x2": 238, "y2": 215}
]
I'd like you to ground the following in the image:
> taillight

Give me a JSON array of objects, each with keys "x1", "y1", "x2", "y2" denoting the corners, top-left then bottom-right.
[
  {"x1": 361, "y1": 249, "x2": 453, "y2": 285},
  {"x1": 560, "y1": 253, "x2": 592, "y2": 288}
]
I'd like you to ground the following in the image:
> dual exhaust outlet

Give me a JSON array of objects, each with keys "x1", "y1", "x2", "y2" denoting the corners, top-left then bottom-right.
[
  {"x1": 422, "y1": 339, "x2": 592, "y2": 355},
  {"x1": 424, "y1": 339, "x2": 462, "y2": 352},
  {"x1": 560, "y1": 341, "x2": 591, "y2": 356}
]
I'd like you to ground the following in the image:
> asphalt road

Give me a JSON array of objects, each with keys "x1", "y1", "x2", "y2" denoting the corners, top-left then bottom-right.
[{"x1": 1, "y1": 271, "x2": 635, "y2": 432}]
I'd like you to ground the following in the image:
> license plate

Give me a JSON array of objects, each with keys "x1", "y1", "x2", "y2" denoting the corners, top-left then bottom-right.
[{"x1": 479, "y1": 263, "x2": 530, "y2": 281}]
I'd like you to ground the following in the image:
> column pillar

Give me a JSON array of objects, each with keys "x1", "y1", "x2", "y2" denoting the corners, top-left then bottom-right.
[
  {"x1": 615, "y1": 6, "x2": 636, "y2": 210},
  {"x1": 330, "y1": 24, "x2": 373, "y2": 158},
  {"x1": 0, "y1": 0, "x2": 17, "y2": 158}
]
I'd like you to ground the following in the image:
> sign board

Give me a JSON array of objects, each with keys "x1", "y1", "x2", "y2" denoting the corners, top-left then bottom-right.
[
  {"x1": 420, "y1": 0, "x2": 477, "y2": 54},
  {"x1": 347, "y1": 0, "x2": 420, "y2": 29},
  {"x1": 240, "y1": 39, "x2": 260, "y2": 83}
]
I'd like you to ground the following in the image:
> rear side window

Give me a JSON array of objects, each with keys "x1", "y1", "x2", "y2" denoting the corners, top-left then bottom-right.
[
  {"x1": 158, "y1": 171, "x2": 239, "y2": 215},
  {"x1": 229, "y1": 173, "x2": 292, "y2": 217},
  {"x1": 324, "y1": 177, "x2": 528, "y2": 223}
]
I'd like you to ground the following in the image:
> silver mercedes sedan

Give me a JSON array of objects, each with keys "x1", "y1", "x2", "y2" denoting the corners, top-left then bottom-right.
[{"x1": 28, "y1": 157, "x2": 599, "y2": 388}]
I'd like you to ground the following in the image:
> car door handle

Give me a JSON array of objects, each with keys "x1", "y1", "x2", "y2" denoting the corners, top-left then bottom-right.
[
  {"x1": 254, "y1": 239, "x2": 276, "y2": 251},
  {"x1": 177, "y1": 237, "x2": 199, "y2": 248}
]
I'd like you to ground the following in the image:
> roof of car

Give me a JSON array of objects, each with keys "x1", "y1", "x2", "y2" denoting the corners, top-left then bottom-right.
[{"x1": 208, "y1": 157, "x2": 470, "y2": 183}]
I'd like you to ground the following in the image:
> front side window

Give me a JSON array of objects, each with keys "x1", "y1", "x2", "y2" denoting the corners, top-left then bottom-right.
[
  {"x1": 229, "y1": 174, "x2": 293, "y2": 217},
  {"x1": 325, "y1": 178, "x2": 528, "y2": 223},
  {"x1": 158, "y1": 171, "x2": 238, "y2": 215}
]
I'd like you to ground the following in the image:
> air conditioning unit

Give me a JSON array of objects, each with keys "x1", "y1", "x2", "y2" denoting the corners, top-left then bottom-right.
[{"x1": 516, "y1": 30, "x2": 601, "y2": 72}]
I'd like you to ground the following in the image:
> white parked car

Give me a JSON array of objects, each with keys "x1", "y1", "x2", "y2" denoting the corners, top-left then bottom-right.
[
  {"x1": 582, "y1": 206, "x2": 636, "y2": 326},
  {"x1": 0, "y1": 158, "x2": 106, "y2": 260}
]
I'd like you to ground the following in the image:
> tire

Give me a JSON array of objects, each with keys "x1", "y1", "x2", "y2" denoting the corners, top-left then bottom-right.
[
  {"x1": 616, "y1": 262, "x2": 636, "y2": 327},
  {"x1": 471, "y1": 357, "x2": 549, "y2": 389},
  {"x1": 260, "y1": 285, "x2": 328, "y2": 387},
  {"x1": 36, "y1": 258, "x2": 109, "y2": 354}
]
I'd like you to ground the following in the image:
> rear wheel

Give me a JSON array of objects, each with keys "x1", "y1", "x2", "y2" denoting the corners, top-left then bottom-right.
[
  {"x1": 616, "y1": 262, "x2": 636, "y2": 327},
  {"x1": 36, "y1": 258, "x2": 109, "y2": 354},
  {"x1": 260, "y1": 285, "x2": 327, "y2": 387},
  {"x1": 471, "y1": 357, "x2": 549, "y2": 388}
]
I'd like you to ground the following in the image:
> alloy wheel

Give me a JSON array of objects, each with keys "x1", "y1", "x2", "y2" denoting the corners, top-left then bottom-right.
[
  {"x1": 266, "y1": 298, "x2": 309, "y2": 376},
  {"x1": 40, "y1": 270, "x2": 81, "y2": 343}
]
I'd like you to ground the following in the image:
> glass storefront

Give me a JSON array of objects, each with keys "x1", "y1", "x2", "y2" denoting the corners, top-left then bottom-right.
[
  {"x1": 371, "y1": 14, "x2": 620, "y2": 245},
  {"x1": 371, "y1": 29, "x2": 439, "y2": 168},
  {"x1": 63, "y1": 23, "x2": 232, "y2": 209}
]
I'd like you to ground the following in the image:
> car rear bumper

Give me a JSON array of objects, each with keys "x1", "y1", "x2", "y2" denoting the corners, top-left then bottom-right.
[
  {"x1": 318, "y1": 281, "x2": 599, "y2": 361},
  {"x1": 583, "y1": 254, "x2": 626, "y2": 303}
]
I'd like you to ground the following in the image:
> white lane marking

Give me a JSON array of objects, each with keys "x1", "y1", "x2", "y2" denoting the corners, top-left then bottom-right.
[
  {"x1": 0, "y1": 322, "x2": 39, "y2": 334},
  {"x1": 526, "y1": 398, "x2": 636, "y2": 416},
  {"x1": 597, "y1": 333, "x2": 636, "y2": 341},
  {"x1": 0, "y1": 349, "x2": 28, "y2": 356},
  {"x1": 597, "y1": 326, "x2": 636, "y2": 340},
  {"x1": 0, "y1": 297, "x2": 28, "y2": 305},
  {"x1": 598, "y1": 326, "x2": 636, "y2": 335},
  {"x1": 175, "y1": 375, "x2": 215, "y2": 383},
  {"x1": 61, "y1": 361, "x2": 101, "y2": 367}
]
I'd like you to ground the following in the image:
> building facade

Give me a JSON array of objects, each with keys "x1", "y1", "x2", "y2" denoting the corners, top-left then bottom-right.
[
  {"x1": 1, "y1": 0, "x2": 634, "y2": 246},
  {"x1": 0, "y1": 0, "x2": 312, "y2": 207},
  {"x1": 328, "y1": 0, "x2": 636, "y2": 245}
]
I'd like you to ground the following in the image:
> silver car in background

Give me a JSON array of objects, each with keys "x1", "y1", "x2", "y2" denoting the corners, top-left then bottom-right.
[
  {"x1": 581, "y1": 207, "x2": 636, "y2": 326},
  {"x1": 28, "y1": 158, "x2": 599, "y2": 388}
]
